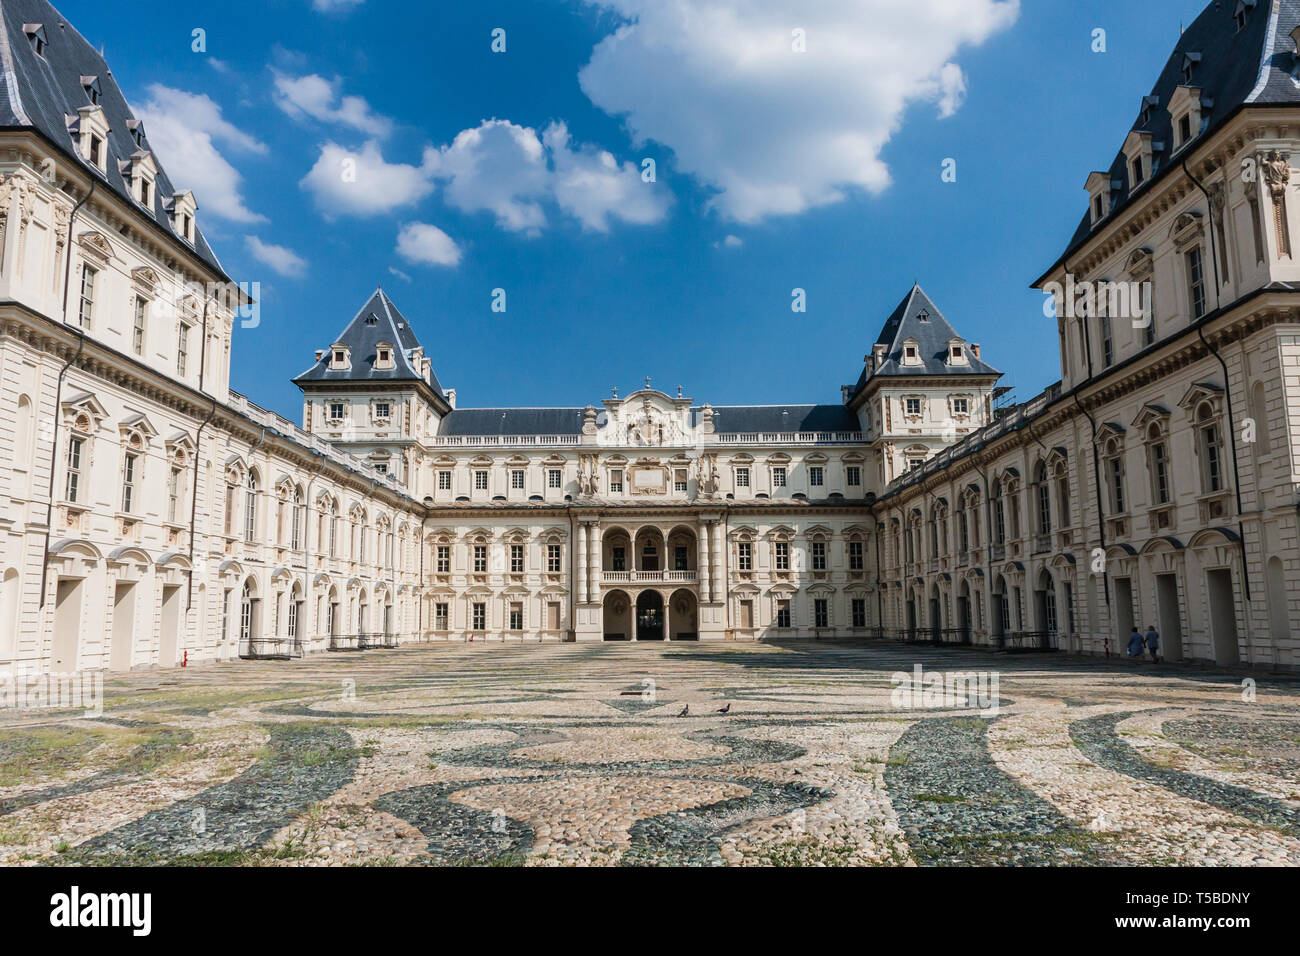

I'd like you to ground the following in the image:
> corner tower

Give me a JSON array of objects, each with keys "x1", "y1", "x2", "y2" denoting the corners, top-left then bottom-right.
[
  {"x1": 294, "y1": 287, "x2": 452, "y2": 490},
  {"x1": 843, "y1": 284, "x2": 1001, "y2": 488}
]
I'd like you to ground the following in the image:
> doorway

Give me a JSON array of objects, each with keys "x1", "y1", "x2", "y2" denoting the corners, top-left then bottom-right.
[
  {"x1": 52, "y1": 578, "x2": 83, "y2": 672},
  {"x1": 1206, "y1": 568, "x2": 1240, "y2": 665},
  {"x1": 159, "y1": 585, "x2": 182, "y2": 666},
  {"x1": 110, "y1": 582, "x2": 137, "y2": 672},
  {"x1": 1155, "y1": 573, "x2": 1184, "y2": 662},
  {"x1": 636, "y1": 591, "x2": 664, "y2": 641}
]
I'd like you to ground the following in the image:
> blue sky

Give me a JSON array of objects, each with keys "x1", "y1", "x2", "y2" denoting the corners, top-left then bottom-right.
[{"x1": 64, "y1": 0, "x2": 1214, "y2": 420}]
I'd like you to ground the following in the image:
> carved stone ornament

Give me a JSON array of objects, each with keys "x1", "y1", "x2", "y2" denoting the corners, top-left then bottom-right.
[{"x1": 1262, "y1": 150, "x2": 1292, "y2": 200}]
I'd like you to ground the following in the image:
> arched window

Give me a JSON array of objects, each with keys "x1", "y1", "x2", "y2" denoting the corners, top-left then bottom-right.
[
  {"x1": 991, "y1": 479, "x2": 1006, "y2": 545},
  {"x1": 239, "y1": 580, "x2": 255, "y2": 643},
  {"x1": 244, "y1": 471, "x2": 258, "y2": 543},
  {"x1": 1146, "y1": 423, "x2": 1171, "y2": 505},
  {"x1": 1103, "y1": 438, "x2": 1126, "y2": 514},
  {"x1": 291, "y1": 486, "x2": 304, "y2": 550},
  {"x1": 1034, "y1": 462, "x2": 1051, "y2": 537}
]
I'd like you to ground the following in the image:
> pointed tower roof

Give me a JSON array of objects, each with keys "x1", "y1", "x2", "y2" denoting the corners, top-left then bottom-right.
[
  {"x1": 294, "y1": 288, "x2": 449, "y2": 405},
  {"x1": 846, "y1": 284, "x2": 1000, "y2": 402}
]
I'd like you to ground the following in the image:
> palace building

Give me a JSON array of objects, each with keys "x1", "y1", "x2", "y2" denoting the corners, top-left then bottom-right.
[{"x1": 1, "y1": 0, "x2": 1299, "y2": 672}]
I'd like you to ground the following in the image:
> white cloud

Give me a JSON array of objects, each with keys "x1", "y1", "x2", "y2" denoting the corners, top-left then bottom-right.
[
  {"x1": 395, "y1": 222, "x2": 462, "y2": 268},
  {"x1": 578, "y1": 0, "x2": 1019, "y2": 223},
  {"x1": 137, "y1": 84, "x2": 267, "y2": 223},
  {"x1": 388, "y1": 266, "x2": 412, "y2": 282},
  {"x1": 429, "y1": 119, "x2": 551, "y2": 234},
  {"x1": 427, "y1": 118, "x2": 670, "y2": 235},
  {"x1": 245, "y1": 236, "x2": 308, "y2": 277},
  {"x1": 311, "y1": 0, "x2": 363, "y2": 12},
  {"x1": 543, "y1": 122, "x2": 668, "y2": 232},
  {"x1": 715, "y1": 234, "x2": 743, "y2": 249},
  {"x1": 273, "y1": 72, "x2": 393, "y2": 137},
  {"x1": 301, "y1": 141, "x2": 437, "y2": 218}
]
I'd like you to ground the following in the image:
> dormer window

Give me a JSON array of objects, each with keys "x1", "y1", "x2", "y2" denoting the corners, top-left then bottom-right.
[
  {"x1": 1236, "y1": 0, "x2": 1256, "y2": 31},
  {"x1": 1138, "y1": 94, "x2": 1158, "y2": 128},
  {"x1": 947, "y1": 339, "x2": 968, "y2": 365},
  {"x1": 167, "y1": 190, "x2": 197, "y2": 243},
  {"x1": 373, "y1": 342, "x2": 395, "y2": 370},
  {"x1": 1181, "y1": 53, "x2": 1201, "y2": 86},
  {"x1": 902, "y1": 339, "x2": 921, "y2": 365},
  {"x1": 1085, "y1": 170, "x2": 1113, "y2": 227},
  {"x1": 73, "y1": 106, "x2": 111, "y2": 172},
  {"x1": 1169, "y1": 86, "x2": 1204, "y2": 152},
  {"x1": 126, "y1": 119, "x2": 146, "y2": 148},
  {"x1": 88, "y1": 134, "x2": 104, "y2": 167},
  {"x1": 917, "y1": 309, "x2": 930, "y2": 322},
  {"x1": 1123, "y1": 131, "x2": 1155, "y2": 193},
  {"x1": 1131, "y1": 157, "x2": 1144, "y2": 187},
  {"x1": 24, "y1": 24, "x2": 47, "y2": 57},
  {"x1": 329, "y1": 345, "x2": 351, "y2": 370},
  {"x1": 82, "y1": 76, "x2": 102, "y2": 106}
]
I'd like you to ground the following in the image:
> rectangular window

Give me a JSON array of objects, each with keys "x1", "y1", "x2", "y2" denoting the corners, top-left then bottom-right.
[
  {"x1": 510, "y1": 543, "x2": 524, "y2": 573},
  {"x1": 851, "y1": 598, "x2": 866, "y2": 628},
  {"x1": 374, "y1": 402, "x2": 390, "y2": 420},
  {"x1": 435, "y1": 602, "x2": 449, "y2": 631},
  {"x1": 1101, "y1": 315, "x2": 1113, "y2": 367},
  {"x1": 737, "y1": 542, "x2": 752, "y2": 571},
  {"x1": 473, "y1": 545, "x2": 487, "y2": 573},
  {"x1": 177, "y1": 323, "x2": 190, "y2": 376},
  {"x1": 612, "y1": 547, "x2": 626, "y2": 572},
  {"x1": 329, "y1": 402, "x2": 345, "y2": 421},
  {"x1": 904, "y1": 398, "x2": 922, "y2": 416},
  {"x1": 673, "y1": 469, "x2": 688, "y2": 492},
  {"x1": 812, "y1": 541, "x2": 827, "y2": 571},
  {"x1": 474, "y1": 470, "x2": 489, "y2": 491},
  {"x1": 511, "y1": 469, "x2": 525, "y2": 490},
  {"x1": 809, "y1": 466, "x2": 824, "y2": 487},
  {"x1": 244, "y1": 486, "x2": 256, "y2": 543},
  {"x1": 65, "y1": 436, "x2": 84, "y2": 502},
  {"x1": 735, "y1": 467, "x2": 750, "y2": 488},
  {"x1": 472, "y1": 602, "x2": 486, "y2": 631},
  {"x1": 848, "y1": 541, "x2": 864, "y2": 571},
  {"x1": 771, "y1": 466, "x2": 787, "y2": 488},
  {"x1": 77, "y1": 265, "x2": 97, "y2": 328},
  {"x1": 436, "y1": 545, "x2": 450, "y2": 573},
  {"x1": 610, "y1": 469, "x2": 623, "y2": 493},
  {"x1": 509, "y1": 602, "x2": 523, "y2": 631},
  {"x1": 1187, "y1": 247, "x2": 1207, "y2": 319},
  {"x1": 548, "y1": 468, "x2": 562, "y2": 489},
  {"x1": 952, "y1": 397, "x2": 969, "y2": 416},
  {"x1": 547, "y1": 543, "x2": 562, "y2": 573},
  {"x1": 814, "y1": 598, "x2": 829, "y2": 629},
  {"x1": 776, "y1": 599, "x2": 791, "y2": 629},
  {"x1": 132, "y1": 297, "x2": 147, "y2": 355},
  {"x1": 675, "y1": 546, "x2": 688, "y2": 571},
  {"x1": 121, "y1": 451, "x2": 139, "y2": 512},
  {"x1": 774, "y1": 541, "x2": 789, "y2": 571},
  {"x1": 846, "y1": 466, "x2": 861, "y2": 487},
  {"x1": 438, "y1": 470, "x2": 452, "y2": 491}
]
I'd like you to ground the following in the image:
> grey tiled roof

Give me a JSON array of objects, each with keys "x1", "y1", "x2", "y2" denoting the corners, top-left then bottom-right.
[
  {"x1": 438, "y1": 407, "x2": 587, "y2": 436},
  {"x1": 294, "y1": 288, "x2": 448, "y2": 396},
  {"x1": 0, "y1": 0, "x2": 226, "y2": 275},
  {"x1": 847, "y1": 284, "x2": 1001, "y2": 401},
  {"x1": 1040, "y1": 0, "x2": 1300, "y2": 281},
  {"x1": 702, "y1": 404, "x2": 860, "y2": 433}
]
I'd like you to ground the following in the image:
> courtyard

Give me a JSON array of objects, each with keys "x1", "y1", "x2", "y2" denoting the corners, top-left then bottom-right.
[{"x1": 1, "y1": 641, "x2": 1298, "y2": 867}]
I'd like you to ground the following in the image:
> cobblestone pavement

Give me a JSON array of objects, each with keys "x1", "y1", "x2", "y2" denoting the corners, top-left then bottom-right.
[{"x1": 1, "y1": 642, "x2": 1297, "y2": 866}]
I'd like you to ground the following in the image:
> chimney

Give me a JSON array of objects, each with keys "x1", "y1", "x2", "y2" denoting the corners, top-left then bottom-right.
[
  {"x1": 970, "y1": 343, "x2": 981, "y2": 359},
  {"x1": 315, "y1": 349, "x2": 325, "y2": 362},
  {"x1": 872, "y1": 343, "x2": 888, "y2": 368},
  {"x1": 444, "y1": 387, "x2": 457, "y2": 409}
]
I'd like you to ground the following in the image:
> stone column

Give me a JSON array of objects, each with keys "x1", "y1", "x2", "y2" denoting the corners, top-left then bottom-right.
[
  {"x1": 712, "y1": 522, "x2": 725, "y2": 604},
  {"x1": 588, "y1": 522, "x2": 601, "y2": 603},
  {"x1": 698, "y1": 524, "x2": 711, "y2": 603},
  {"x1": 576, "y1": 519, "x2": 588, "y2": 605}
]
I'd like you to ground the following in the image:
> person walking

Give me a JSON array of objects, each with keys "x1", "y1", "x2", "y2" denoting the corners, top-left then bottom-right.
[
  {"x1": 1145, "y1": 625, "x2": 1160, "y2": 664},
  {"x1": 1127, "y1": 627, "x2": 1144, "y2": 662}
]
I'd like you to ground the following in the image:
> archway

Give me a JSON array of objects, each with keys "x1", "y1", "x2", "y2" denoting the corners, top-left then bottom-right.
[
  {"x1": 1035, "y1": 568, "x2": 1057, "y2": 650},
  {"x1": 636, "y1": 590, "x2": 665, "y2": 641},
  {"x1": 991, "y1": 574, "x2": 1008, "y2": 644},
  {"x1": 634, "y1": 527, "x2": 666, "y2": 573},
  {"x1": 668, "y1": 588, "x2": 698, "y2": 641},
  {"x1": 603, "y1": 589, "x2": 632, "y2": 641},
  {"x1": 928, "y1": 584, "x2": 941, "y2": 643}
]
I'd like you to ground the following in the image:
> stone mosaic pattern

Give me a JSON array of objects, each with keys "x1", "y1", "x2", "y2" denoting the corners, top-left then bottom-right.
[{"x1": 0, "y1": 642, "x2": 1297, "y2": 866}]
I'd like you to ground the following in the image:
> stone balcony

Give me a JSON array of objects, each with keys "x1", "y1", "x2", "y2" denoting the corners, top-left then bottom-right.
[{"x1": 601, "y1": 570, "x2": 698, "y2": 584}]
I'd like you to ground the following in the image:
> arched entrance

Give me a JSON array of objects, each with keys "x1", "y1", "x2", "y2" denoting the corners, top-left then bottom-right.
[
  {"x1": 956, "y1": 579, "x2": 972, "y2": 645},
  {"x1": 1035, "y1": 569, "x2": 1057, "y2": 650},
  {"x1": 668, "y1": 588, "x2": 698, "y2": 641},
  {"x1": 603, "y1": 589, "x2": 632, "y2": 641},
  {"x1": 636, "y1": 591, "x2": 665, "y2": 641},
  {"x1": 928, "y1": 584, "x2": 941, "y2": 643}
]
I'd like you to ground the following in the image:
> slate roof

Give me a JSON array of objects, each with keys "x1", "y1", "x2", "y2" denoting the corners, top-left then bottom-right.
[
  {"x1": 294, "y1": 288, "x2": 449, "y2": 399},
  {"x1": 846, "y1": 284, "x2": 1001, "y2": 402},
  {"x1": 701, "y1": 404, "x2": 860, "y2": 433},
  {"x1": 1037, "y1": 0, "x2": 1300, "y2": 283},
  {"x1": 438, "y1": 407, "x2": 587, "y2": 436},
  {"x1": 0, "y1": 0, "x2": 226, "y2": 274}
]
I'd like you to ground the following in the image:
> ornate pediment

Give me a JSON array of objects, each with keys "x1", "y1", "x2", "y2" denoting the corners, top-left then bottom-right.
[{"x1": 76, "y1": 230, "x2": 116, "y2": 262}]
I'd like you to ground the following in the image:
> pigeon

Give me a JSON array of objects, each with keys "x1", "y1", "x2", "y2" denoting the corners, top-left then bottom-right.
[
  {"x1": 676, "y1": 705, "x2": 689, "y2": 717},
  {"x1": 716, "y1": 703, "x2": 731, "y2": 714}
]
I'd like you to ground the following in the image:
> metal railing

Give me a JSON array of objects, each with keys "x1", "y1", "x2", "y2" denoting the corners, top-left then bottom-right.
[
  {"x1": 239, "y1": 637, "x2": 304, "y2": 660},
  {"x1": 327, "y1": 632, "x2": 399, "y2": 651},
  {"x1": 999, "y1": 629, "x2": 1059, "y2": 652}
]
